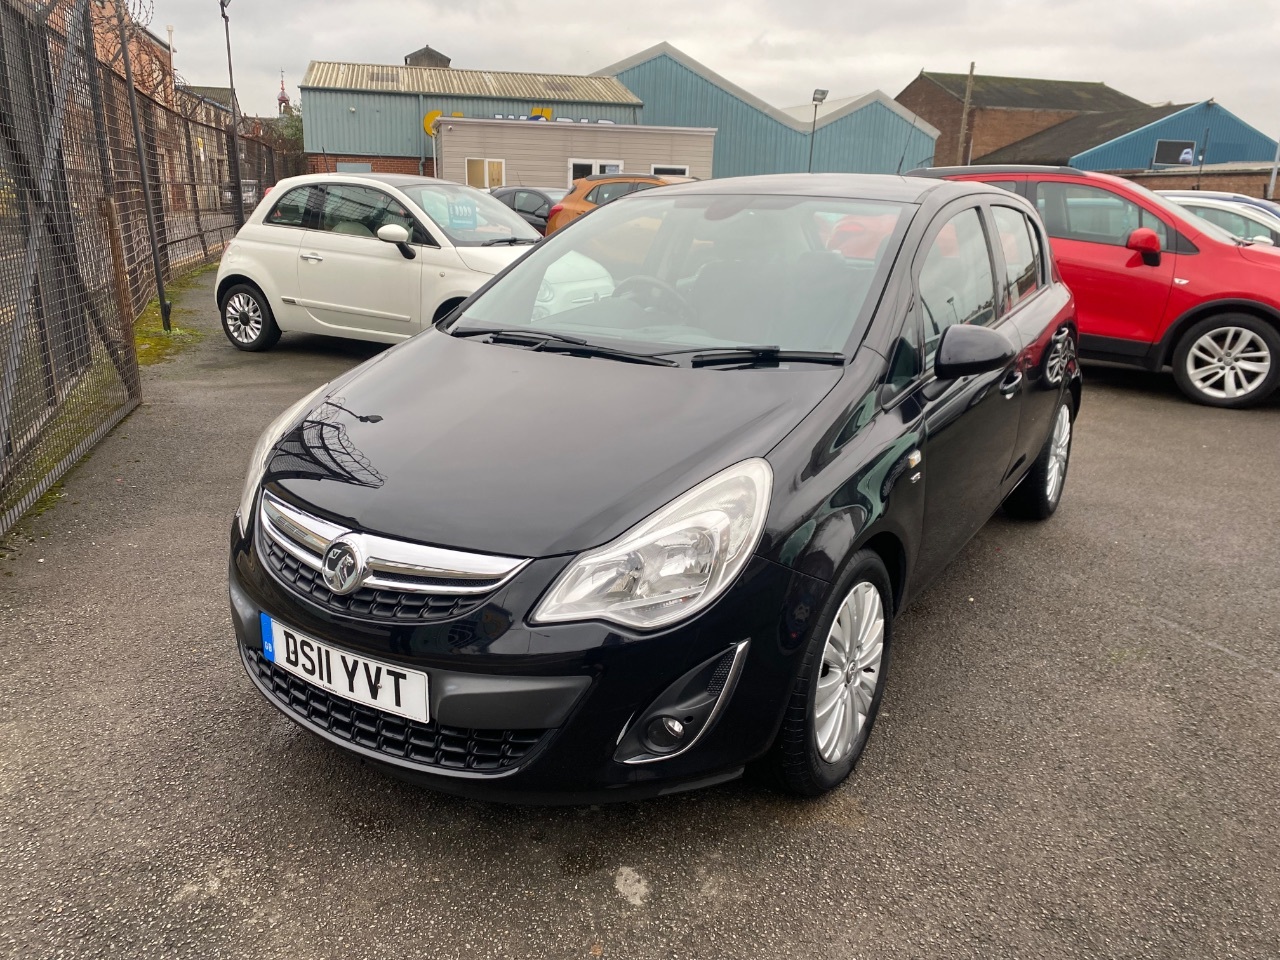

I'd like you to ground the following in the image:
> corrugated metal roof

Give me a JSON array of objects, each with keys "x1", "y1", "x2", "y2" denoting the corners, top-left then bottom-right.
[
  {"x1": 921, "y1": 72, "x2": 1146, "y2": 112},
  {"x1": 600, "y1": 48, "x2": 937, "y2": 178},
  {"x1": 977, "y1": 104, "x2": 1192, "y2": 165},
  {"x1": 302, "y1": 61, "x2": 642, "y2": 106}
]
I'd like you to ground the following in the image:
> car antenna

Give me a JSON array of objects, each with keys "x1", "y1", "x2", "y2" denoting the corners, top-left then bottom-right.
[{"x1": 896, "y1": 109, "x2": 922, "y2": 176}]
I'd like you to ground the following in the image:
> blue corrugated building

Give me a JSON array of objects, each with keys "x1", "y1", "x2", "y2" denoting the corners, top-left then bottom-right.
[
  {"x1": 977, "y1": 99, "x2": 1276, "y2": 172},
  {"x1": 594, "y1": 43, "x2": 938, "y2": 178},
  {"x1": 300, "y1": 61, "x2": 643, "y2": 174}
]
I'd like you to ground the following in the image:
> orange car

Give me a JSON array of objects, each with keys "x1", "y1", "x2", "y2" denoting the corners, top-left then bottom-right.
[{"x1": 545, "y1": 173, "x2": 695, "y2": 234}]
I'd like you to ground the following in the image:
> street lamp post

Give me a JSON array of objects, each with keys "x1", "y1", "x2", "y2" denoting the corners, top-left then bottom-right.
[
  {"x1": 219, "y1": 0, "x2": 244, "y2": 228},
  {"x1": 808, "y1": 88, "x2": 828, "y2": 173}
]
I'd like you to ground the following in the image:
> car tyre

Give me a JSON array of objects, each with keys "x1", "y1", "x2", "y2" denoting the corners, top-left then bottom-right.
[
  {"x1": 1172, "y1": 313, "x2": 1279, "y2": 408},
  {"x1": 220, "y1": 283, "x2": 281, "y2": 352},
  {"x1": 773, "y1": 549, "x2": 893, "y2": 797},
  {"x1": 1004, "y1": 395, "x2": 1073, "y2": 520}
]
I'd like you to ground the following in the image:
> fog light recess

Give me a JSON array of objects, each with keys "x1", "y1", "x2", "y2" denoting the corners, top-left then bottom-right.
[{"x1": 614, "y1": 640, "x2": 749, "y2": 765}]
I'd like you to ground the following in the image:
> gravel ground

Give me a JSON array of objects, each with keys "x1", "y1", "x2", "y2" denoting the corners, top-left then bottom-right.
[{"x1": 1, "y1": 270, "x2": 1278, "y2": 959}]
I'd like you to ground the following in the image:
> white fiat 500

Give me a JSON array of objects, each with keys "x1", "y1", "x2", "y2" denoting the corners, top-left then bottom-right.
[{"x1": 215, "y1": 173, "x2": 572, "y2": 350}]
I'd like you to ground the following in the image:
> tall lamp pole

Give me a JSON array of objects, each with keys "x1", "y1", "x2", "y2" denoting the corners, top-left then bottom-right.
[
  {"x1": 808, "y1": 88, "x2": 828, "y2": 173},
  {"x1": 219, "y1": 0, "x2": 244, "y2": 227}
]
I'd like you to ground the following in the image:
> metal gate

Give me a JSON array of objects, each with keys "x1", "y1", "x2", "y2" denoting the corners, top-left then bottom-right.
[{"x1": 0, "y1": 0, "x2": 140, "y2": 533}]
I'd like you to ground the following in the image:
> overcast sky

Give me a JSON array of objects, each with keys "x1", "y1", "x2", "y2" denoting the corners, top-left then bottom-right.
[{"x1": 160, "y1": 0, "x2": 1277, "y2": 137}]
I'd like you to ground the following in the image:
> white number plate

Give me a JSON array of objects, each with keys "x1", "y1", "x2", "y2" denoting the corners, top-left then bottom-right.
[{"x1": 260, "y1": 614, "x2": 429, "y2": 723}]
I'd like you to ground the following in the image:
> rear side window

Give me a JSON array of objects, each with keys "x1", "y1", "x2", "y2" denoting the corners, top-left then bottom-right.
[
  {"x1": 1035, "y1": 181, "x2": 1169, "y2": 250},
  {"x1": 992, "y1": 206, "x2": 1041, "y2": 310},
  {"x1": 514, "y1": 191, "x2": 548, "y2": 216},
  {"x1": 265, "y1": 186, "x2": 316, "y2": 228},
  {"x1": 918, "y1": 207, "x2": 997, "y2": 366}
]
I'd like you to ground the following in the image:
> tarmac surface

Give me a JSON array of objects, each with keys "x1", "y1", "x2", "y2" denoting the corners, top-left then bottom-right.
[{"x1": 2, "y1": 269, "x2": 1278, "y2": 959}]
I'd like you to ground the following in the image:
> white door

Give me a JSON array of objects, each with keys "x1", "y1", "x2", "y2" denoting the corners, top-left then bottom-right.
[{"x1": 296, "y1": 183, "x2": 424, "y2": 339}]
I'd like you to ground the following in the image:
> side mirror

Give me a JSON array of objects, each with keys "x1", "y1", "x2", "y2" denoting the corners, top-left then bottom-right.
[
  {"x1": 933, "y1": 324, "x2": 1016, "y2": 381},
  {"x1": 377, "y1": 222, "x2": 416, "y2": 260},
  {"x1": 1251, "y1": 234, "x2": 1275, "y2": 246},
  {"x1": 1125, "y1": 227, "x2": 1162, "y2": 266}
]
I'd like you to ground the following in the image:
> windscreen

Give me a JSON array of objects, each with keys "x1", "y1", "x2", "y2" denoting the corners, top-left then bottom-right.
[
  {"x1": 397, "y1": 183, "x2": 541, "y2": 245},
  {"x1": 452, "y1": 192, "x2": 913, "y2": 354}
]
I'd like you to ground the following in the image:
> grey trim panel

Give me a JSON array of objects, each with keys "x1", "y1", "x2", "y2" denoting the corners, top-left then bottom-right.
[{"x1": 432, "y1": 673, "x2": 593, "y2": 728}]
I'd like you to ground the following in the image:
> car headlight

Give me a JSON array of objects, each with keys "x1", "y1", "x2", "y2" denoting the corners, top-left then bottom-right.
[
  {"x1": 532, "y1": 459, "x2": 772, "y2": 630},
  {"x1": 237, "y1": 384, "x2": 329, "y2": 534}
]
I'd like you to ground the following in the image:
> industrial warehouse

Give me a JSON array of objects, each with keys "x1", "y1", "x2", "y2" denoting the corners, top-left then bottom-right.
[{"x1": 299, "y1": 42, "x2": 941, "y2": 185}]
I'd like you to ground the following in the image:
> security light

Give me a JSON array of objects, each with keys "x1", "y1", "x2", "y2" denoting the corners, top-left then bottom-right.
[{"x1": 812, "y1": 89, "x2": 829, "y2": 104}]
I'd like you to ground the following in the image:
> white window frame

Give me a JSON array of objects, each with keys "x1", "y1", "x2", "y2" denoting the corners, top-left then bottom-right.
[
  {"x1": 567, "y1": 158, "x2": 624, "y2": 187},
  {"x1": 650, "y1": 163, "x2": 690, "y2": 176},
  {"x1": 464, "y1": 157, "x2": 506, "y2": 189}
]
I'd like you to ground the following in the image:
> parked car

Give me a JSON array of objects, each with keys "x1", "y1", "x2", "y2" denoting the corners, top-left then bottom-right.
[
  {"x1": 1157, "y1": 189, "x2": 1280, "y2": 222},
  {"x1": 912, "y1": 165, "x2": 1280, "y2": 407},
  {"x1": 214, "y1": 173, "x2": 542, "y2": 351},
  {"x1": 1161, "y1": 194, "x2": 1280, "y2": 246},
  {"x1": 221, "y1": 179, "x2": 260, "y2": 212},
  {"x1": 545, "y1": 172, "x2": 695, "y2": 234},
  {"x1": 491, "y1": 186, "x2": 568, "y2": 234},
  {"x1": 229, "y1": 173, "x2": 1081, "y2": 802}
]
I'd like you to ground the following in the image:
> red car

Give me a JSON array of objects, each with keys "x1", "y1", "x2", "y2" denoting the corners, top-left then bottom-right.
[{"x1": 911, "y1": 166, "x2": 1280, "y2": 408}]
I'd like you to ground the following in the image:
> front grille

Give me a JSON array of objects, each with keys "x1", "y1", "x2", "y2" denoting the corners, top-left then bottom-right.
[
  {"x1": 247, "y1": 649, "x2": 547, "y2": 771},
  {"x1": 263, "y1": 538, "x2": 490, "y2": 623}
]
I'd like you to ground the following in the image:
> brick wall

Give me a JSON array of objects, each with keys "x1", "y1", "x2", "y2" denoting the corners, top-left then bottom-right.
[
  {"x1": 896, "y1": 75, "x2": 1084, "y2": 166},
  {"x1": 306, "y1": 154, "x2": 434, "y2": 176},
  {"x1": 896, "y1": 75, "x2": 963, "y2": 166},
  {"x1": 969, "y1": 107, "x2": 1081, "y2": 161},
  {"x1": 1124, "y1": 169, "x2": 1276, "y2": 198}
]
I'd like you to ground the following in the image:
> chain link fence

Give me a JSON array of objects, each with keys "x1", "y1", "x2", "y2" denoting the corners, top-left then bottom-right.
[{"x1": 0, "y1": 0, "x2": 298, "y2": 534}]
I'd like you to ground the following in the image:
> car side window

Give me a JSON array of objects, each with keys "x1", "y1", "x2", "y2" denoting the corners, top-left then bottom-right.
[
  {"x1": 918, "y1": 207, "x2": 997, "y2": 368},
  {"x1": 992, "y1": 206, "x2": 1041, "y2": 311},
  {"x1": 585, "y1": 182, "x2": 635, "y2": 206},
  {"x1": 1187, "y1": 204, "x2": 1274, "y2": 242},
  {"x1": 265, "y1": 185, "x2": 317, "y2": 228},
  {"x1": 318, "y1": 184, "x2": 424, "y2": 242},
  {"x1": 1035, "y1": 181, "x2": 1169, "y2": 250},
  {"x1": 514, "y1": 191, "x2": 547, "y2": 217},
  {"x1": 884, "y1": 311, "x2": 924, "y2": 394}
]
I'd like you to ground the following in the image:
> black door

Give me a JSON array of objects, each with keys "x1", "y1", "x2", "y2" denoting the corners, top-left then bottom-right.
[
  {"x1": 987, "y1": 201, "x2": 1074, "y2": 477},
  {"x1": 908, "y1": 203, "x2": 1024, "y2": 590}
]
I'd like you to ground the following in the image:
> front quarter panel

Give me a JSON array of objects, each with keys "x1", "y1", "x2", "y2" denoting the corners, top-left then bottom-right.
[{"x1": 760, "y1": 351, "x2": 925, "y2": 607}]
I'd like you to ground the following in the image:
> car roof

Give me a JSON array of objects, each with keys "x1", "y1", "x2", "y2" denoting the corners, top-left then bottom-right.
[
  {"x1": 906, "y1": 164, "x2": 1081, "y2": 178},
  {"x1": 648, "y1": 173, "x2": 969, "y2": 204},
  {"x1": 578, "y1": 172, "x2": 694, "y2": 183},
  {"x1": 276, "y1": 172, "x2": 455, "y2": 189}
]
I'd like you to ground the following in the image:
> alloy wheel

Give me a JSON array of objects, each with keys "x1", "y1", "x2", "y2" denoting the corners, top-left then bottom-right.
[
  {"x1": 225, "y1": 292, "x2": 264, "y2": 344},
  {"x1": 1185, "y1": 326, "x2": 1271, "y2": 401},
  {"x1": 814, "y1": 581, "x2": 885, "y2": 764},
  {"x1": 1046, "y1": 404, "x2": 1071, "y2": 504}
]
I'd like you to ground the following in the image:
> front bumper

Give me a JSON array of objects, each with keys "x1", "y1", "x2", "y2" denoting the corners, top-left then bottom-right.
[{"x1": 228, "y1": 518, "x2": 829, "y2": 804}]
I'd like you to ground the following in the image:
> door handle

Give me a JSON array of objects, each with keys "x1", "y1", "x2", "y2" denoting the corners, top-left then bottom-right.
[
  {"x1": 300, "y1": 252, "x2": 323, "y2": 262},
  {"x1": 1000, "y1": 371, "x2": 1023, "y2": 398}
]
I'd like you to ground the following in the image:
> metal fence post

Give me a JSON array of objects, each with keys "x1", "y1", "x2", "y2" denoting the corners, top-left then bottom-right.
[{"x1": 113, "y1": 0, "x2": 170, "y2": 331}]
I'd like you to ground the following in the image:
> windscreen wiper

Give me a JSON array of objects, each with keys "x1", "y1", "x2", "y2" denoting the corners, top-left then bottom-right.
[
  {"x1": 684, "y1": 346, "x2": 848, "y2": 368},
  {"x1": 450, "y1": 326, "x2": 589, "y2": 346},
  {"x1": 480, "y1": 237, "x2": 539, "y2": 246},
  {"x1": 450, "y1": 327, "x2": 677, "y2": 366}
]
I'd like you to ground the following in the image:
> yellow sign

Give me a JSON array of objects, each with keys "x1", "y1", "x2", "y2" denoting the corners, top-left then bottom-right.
[{"x1": 422, "y1": 110, "x2": 442, "y2": 136}]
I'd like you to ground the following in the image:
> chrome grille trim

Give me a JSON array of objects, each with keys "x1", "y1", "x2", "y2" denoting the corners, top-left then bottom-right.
[{"x1": 259, "y1": 492, "x2": 529, "y2": 596}]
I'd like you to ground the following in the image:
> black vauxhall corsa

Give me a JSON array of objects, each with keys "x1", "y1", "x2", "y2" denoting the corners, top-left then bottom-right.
[{"x1": 228, "y1": 174, "x2": 1081, "y2": 802}]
